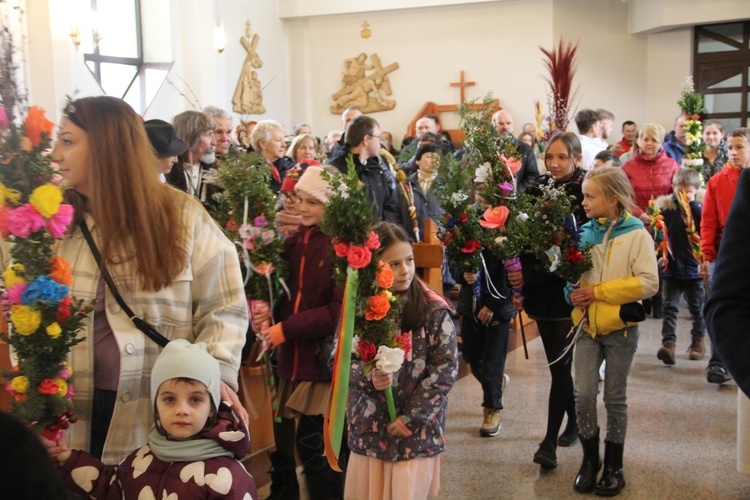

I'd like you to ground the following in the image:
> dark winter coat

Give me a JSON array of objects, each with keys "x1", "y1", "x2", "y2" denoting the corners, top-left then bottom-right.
[
  {"x1": 59, "y1": 405, "x2": 257, "y2": 499},
  {"x1": 654, "y1": 194, "x2": 702, "y2": 281},
  {"x1": 275, "y1": 225, "x2": 343, "y2": 382},
  {"x1": 520, "y1": 170, "x2": 586, "y2": 320},
  {"x1": 328, "y1": 148, "x2": 402, "y2": 224}
]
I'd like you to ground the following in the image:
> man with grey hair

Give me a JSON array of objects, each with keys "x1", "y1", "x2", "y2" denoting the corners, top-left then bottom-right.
[
  {"x1": 293, "y1": 121, "x2": 312, "y2": 136},
  {"x1": 168, "y1": 110, "x2": 222, "y2": 210},
  {"x1": 203, "y1": 105, "x2": 234, "y2": 155},
  {"x1": 490, "y1": 109, "x2": 540, "y2": 193}
]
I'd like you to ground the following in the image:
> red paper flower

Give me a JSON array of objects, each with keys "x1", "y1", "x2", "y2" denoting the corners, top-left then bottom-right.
[
  {"x1": 565, "y1": 246, "x2": 585, "y2": 263},
  {"x1": 460, "y1": 212, "x2": 468, "y2": 223},
  {"x1": 347, "y1": 245, "x2": 372, "y2": 269},
  {"x1": 365, "y1": 231, "x2": 380, "y2": 250},
  {"x1": 57, "y1": 295, "x2": 73, "y2": 323},
  {"x1": 333, "y1": 239, "x2": 350, "y2": 258},
  {"x1": 38, "y1": 379, "x2": 60, "y2": 395},
  {"x1": 395, "y1": 333, "x2": 412, "y2": 356},
  {"x1": 359, "y1": 339, "x2": 377, "y2": 363},
  {"x1": 460, "y1": 239, "x2": 482, "y2": 254}
]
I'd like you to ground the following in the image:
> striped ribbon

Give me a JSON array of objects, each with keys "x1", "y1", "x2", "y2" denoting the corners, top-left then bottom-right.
[{"x1": 323, "y1": 267, "x2": 358, "y2": 472}]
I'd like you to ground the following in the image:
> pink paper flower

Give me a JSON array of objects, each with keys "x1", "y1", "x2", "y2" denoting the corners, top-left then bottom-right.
[
  {"x1": 333, "y1": 240, "x2": 350, "y2": 258},
  {"x1": 45, "y1": 204, "x2": 74, "y2": 238},
  {"x1": 501, "y1": 154, "x2": 522, "y2": 175},
  {"x1": 365, "y1": 231, "x2": 380, "y2": 250},
  {"x1": 4, "y1": 282, "x2": 28, "y2": 306},
  {"x1": 479, "y1": 206, "x2": 510, "y2": 230},
  {"x1": 0, "y1": 106, "x2": 8, "y2": 131},
  {"x1": 6, "y1": 204, "x2": 45, "y2": 238},
  {"x1": 347, "y1": 245, "x2": 372, "y2": 269}
]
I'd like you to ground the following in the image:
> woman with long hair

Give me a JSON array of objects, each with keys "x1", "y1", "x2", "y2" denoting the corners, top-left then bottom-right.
[{"x1": 52, "y1": 96, "x2": 248, "y2": 465}]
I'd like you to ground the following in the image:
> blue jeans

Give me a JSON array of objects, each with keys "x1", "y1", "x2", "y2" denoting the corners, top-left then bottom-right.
[
  {"x1": 461, "y1": 316, "x2": 510, "y2": 409},
  {"x1": 574, "y1": 326, "x2": 639, "y2": 443},
  {"x1": 661, "y1": 278, "x2": 705, "y2": 341}
]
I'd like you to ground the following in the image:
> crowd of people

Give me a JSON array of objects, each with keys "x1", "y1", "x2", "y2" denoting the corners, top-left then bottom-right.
[{"x1": 3, "y1": 94, "x2": 748, "y2": 499}]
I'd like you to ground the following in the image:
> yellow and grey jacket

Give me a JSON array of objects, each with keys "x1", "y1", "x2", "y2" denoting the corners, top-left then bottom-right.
[{"x1": 565, "y1": 212, "x2": 659, "y2": 337}]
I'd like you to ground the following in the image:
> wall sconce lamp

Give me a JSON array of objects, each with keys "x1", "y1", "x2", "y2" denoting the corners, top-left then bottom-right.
[{"x1": 214, "y1": 25, "x2": 226, "y2": 53}]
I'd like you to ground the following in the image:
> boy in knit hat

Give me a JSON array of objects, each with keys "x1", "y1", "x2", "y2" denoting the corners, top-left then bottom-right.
[
  {"x1": 256, "y1": 165, "x2": 345, "y2": 498},
  {"x1": 46, "y1": 340, "x2": 257, "y2": 499}
]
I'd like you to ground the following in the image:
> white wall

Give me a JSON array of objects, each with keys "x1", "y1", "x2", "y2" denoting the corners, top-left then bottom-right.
[
  {"x1": 16, "y1": 0, "x2": 730, "y2": 144},
  {"x1": 287, "y1": 0, "x2": 556, "y2": 147}
]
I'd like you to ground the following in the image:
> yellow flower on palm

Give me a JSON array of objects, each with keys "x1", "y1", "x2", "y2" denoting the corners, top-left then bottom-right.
[
  {"x1": 10, "y1": 375, "x2": 30, "y2": 394},
  {"x1": 55, "y1": 378, "x2": 68, "y2": 398},
  {"x1": 3, "y1": 263, "x2": 26, "y2": 287},
  {"x1": 29, "y1": 184, "x2": 63, "y2": 219},
  {"x1": 0, "y1": 182, "x2": 22, "y2": 206},
  {"x1": 10, "y1": 305, "x2": 42, "y2": 335},
  {"x1": 46, "y1": 322, "x2": 62, "y2": 339}
]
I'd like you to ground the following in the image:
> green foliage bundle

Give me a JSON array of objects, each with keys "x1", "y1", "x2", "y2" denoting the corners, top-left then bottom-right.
[
  {"x1": 678, "y1": 76, "x2": 706, "y2": 171},
  {"x1": 211, "y1": 149, "x2": 287, "y2": 303}
]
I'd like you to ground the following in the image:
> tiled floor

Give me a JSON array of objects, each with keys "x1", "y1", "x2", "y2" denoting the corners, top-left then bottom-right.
[{"x1": 251, "y1": 312, "x2": 750, "y2": 499}]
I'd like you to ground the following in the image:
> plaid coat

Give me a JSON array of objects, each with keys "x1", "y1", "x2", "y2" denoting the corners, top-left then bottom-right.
[{"x1": 57, "y1": 198, "x2": 248, "y2": 465}]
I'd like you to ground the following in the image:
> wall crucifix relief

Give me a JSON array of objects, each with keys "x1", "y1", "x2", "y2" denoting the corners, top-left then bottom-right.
[
  {"x1": 330, "y1": 53, "x2": 399, "y2": 114},
  {"x1": 232, "y1": 21, "x2": 266, "y2": 115}
]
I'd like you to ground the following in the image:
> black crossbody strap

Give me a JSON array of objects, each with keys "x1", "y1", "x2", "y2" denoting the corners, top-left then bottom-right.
[{"x1": 78, "y1": 221, "x2": 170, "y2": 347}]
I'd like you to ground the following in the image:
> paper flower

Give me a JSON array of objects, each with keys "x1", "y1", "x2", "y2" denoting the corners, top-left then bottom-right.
[
  {"x1": 376, "y1": 261, "x2": 394, "y2": 290},
  {"x1": 5, "y1": 204, "x2": 45, "y2": 238},
  {"x1": 46, "y1": 322, "x2": 62, "y2": 339},
  {"x1": 4, "y1": 282, "x2": 28, "y2": 306},
  {"x1": 479, "y1": 205, "x2": 510, "y2": 229},
  {"x1": 21, "y1": 276, "x2": 69, "y2": 305},
  {"x1": 374, "y1": 346, "x2": 405, "y2": 374},
  {"x1": 3, "y1": 263, "x2": 26, "y2": 287},
  {"x1": 57, "y1": 296, "x2": 73, "y2": 323},
  {"x1": 10, "y1": 376, "x2": 29, "y2": 394},
  {"x1": 23, "y1": 106, "x2": 55, "y2": 147},
  {"x1": 544, "y1": 245, "x2": 562, "y2": 272},
  {"x1": 460, "y1": 239, "x2": 481, "y2": 254},
  {"x1": 29, "y1": 184, "x2": 63, "y2": 219},
  {"x1": 498, "y1": 182, "x2": 515, "y2": 196},
  {"x1": 365, "y1": 231, "x2": 380, "y2": 250},
  {"x1": 37, "y1": 379, "x2": 60, "y2": 396},
  {"x1": 347, "y1": 245, "x2": 372, "y2": 269},
  {"x1": 364, "y1": 292, "x2": 391, "y2": 321},
  {"x1": 0, "y1": 181, "x2": 22, "y2": 206},
  {"x1": 395, "y1": 333, "x2": 412, "y2": 356},
  {"x1": 49, "y1": 256, "x2": 74, "y2": 286},
  {"x1": 501, "y1": 154, "x2": 522, "y2": 175},
  {"x1": 474, "y1": 162, "x2": 492, "y2": 184},
  {"x1": 358, "y1": 339, "x2": 377, "y2": 363},
  {"x1": 333, "y1": 240, "x2": 350, "y2": 257},
  {"x1": 10, "y1": 305, "x2": 42, "y2": 335},
  {"x1": 45, "y1": 204, "x2": 74, "y2": 238},
  {"x1": 0, "y1": 105, "x2": 7, "y2": 131},
  {"x1": 451, "y1": 192, "x2": 468, "y2": 203},
  {"x1": 54, "y1": 378, "x2": 68, "y2": 398}
]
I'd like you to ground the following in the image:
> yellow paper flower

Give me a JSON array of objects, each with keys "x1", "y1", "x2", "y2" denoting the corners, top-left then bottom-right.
[
  {"x1": 46, "y1": 322, "x2": 62, "y2": 339},
  {"x1": 10, "y1": 305, "x2": 42, "y2": 335},
  {"x1": 29, "y1": 184, "x2": 63, "y2": 219},
  {"x1": 20, "y1": 136, "x2": 33, "y2": 152},
  {"x1": 10, "y1": 376, "x2": 29, "y2": 394},
  {"x1": 3, "y1": 263, "x2": 26, "y2": 287},
  {"x1": 55, "y1": 378, "x2": 68, "y2": 398},
  {"x1": 0, "y1": 182, "x2": 22, "y2": 206}
]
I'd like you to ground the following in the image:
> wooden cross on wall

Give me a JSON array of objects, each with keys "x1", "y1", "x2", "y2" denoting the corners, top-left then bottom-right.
[{"x1": 450, "y1": 70, "x2": 476, "y2": 104}]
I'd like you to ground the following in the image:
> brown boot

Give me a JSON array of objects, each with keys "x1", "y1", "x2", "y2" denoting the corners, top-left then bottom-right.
[
  {"x1": 657, "y1": 340, "x2": 676, "y2": 365},
  {"x1": 688, "y1": 336, "x2": 706, "y2": 360}
]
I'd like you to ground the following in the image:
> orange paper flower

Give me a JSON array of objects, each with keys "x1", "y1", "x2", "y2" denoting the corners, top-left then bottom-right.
[
  {"x1": 23, "y1": 106, "x2": 55, "y2": 147},
  {"x1": 255, "y1": 262, "x2": 275, "y2": 277},
  {"x1": 364, "y1": 292, "x2": 391, "y2": 321},
  {"x1": 48, "y1": 256, "x2": 73, "y2": 285},
  {"x1": 479, "y1": 205, "x2": 510, "y2": 229},
  {"x1": 376, "y1": 261, "x2": 394, "y2": 289}
]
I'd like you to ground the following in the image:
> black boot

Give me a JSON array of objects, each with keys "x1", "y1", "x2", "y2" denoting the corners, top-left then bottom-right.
[
  {"x1": 268, "y1": 451, "x2": 300, "y2": 500},
  {"x1": 304, "y1": 468, "x2": 344, "y2": 500},
  {"x1": 574, "y1": 428, "x2": 601, "y2": 493},
  {"x1": 595, "y1": 441, "x2": 625, "y2": 496}
]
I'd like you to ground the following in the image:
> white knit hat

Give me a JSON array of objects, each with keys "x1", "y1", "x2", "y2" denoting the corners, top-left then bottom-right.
[
  {"x1": 295, "y1": 166, "x2": 336, "y2": 203},
  {"x1": 150, "y1": 339, "x2": 221, "y2": 409}
]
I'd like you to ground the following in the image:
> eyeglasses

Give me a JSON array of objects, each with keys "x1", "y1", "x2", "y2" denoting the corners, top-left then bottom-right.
[{"x1": 368, "y1": 134, "x2": 383, "y2": 142}]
